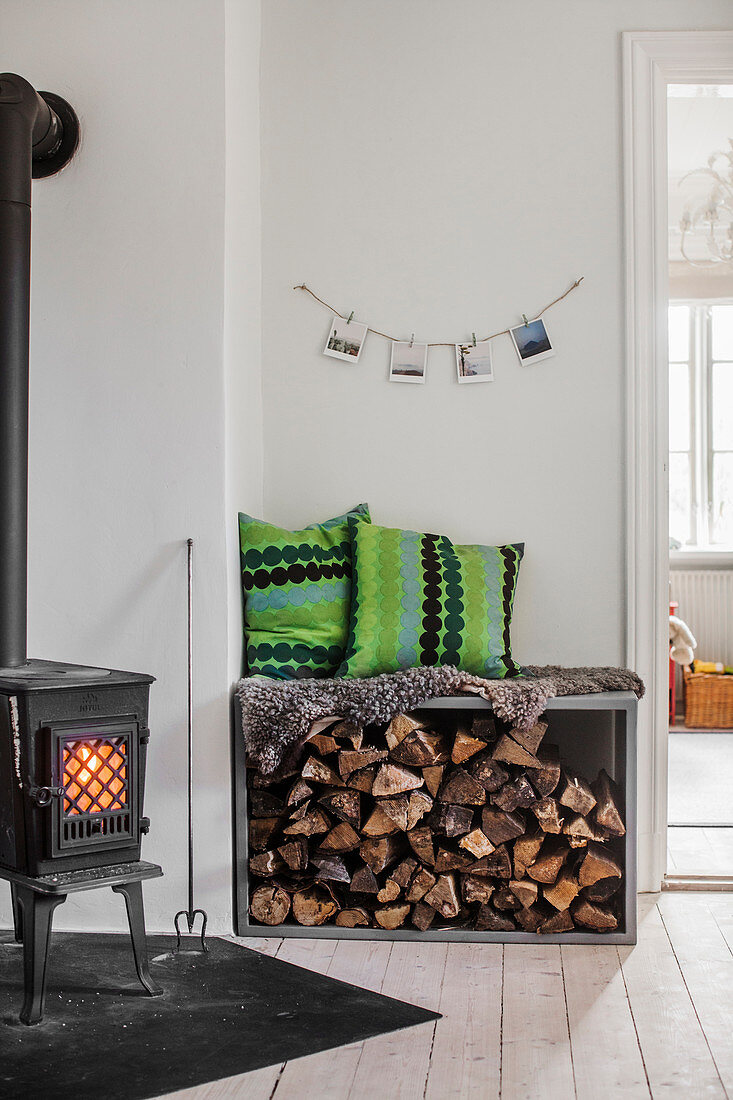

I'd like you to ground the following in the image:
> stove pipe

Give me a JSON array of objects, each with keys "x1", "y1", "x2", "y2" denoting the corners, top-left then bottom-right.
[{"x1": 0, "y1": 74, "x2": 79, "y2": 668}]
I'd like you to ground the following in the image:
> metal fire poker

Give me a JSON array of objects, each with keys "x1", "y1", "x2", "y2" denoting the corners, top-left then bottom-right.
[{"x1": 174, "y1": 538, "x2": 208, "y2": 952}]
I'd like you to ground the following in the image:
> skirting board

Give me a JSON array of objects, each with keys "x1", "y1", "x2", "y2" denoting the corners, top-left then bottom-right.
[{"x1": 232, "y1": 691, "x2": 638, "y2": 945}]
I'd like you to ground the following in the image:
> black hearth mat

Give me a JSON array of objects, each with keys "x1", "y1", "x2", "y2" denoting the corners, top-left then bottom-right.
[{"x1": 0, "y1": 932, "x2": 439, "y2": 1099}]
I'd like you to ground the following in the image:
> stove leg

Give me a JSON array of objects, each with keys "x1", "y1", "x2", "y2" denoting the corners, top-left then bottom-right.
[
  {"x1": 112, "y1": 880, "x2": 163, "y2": 997},
  {"x1": 10, "y1": 883, "x2": 23, "y2": 942},
  {"x1": 16, "y1": 888, "x2": 66, "y2": 1025}
]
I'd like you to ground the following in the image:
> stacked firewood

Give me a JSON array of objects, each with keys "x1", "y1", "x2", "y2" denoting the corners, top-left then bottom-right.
[{"x1": 247, "y1": 710, "x2": 625, "y2": 934}]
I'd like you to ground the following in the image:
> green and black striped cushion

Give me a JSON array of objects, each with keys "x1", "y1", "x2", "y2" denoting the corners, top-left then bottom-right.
[
  {"x1": 239, "y1": 504, "x2": 370, "y2": 680},
  {"x1": 337, "y1": 518, "x2": 523, "y2": 679}
]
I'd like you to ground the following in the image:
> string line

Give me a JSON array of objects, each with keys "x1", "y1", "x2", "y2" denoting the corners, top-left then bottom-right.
[{"x1": 293, "y1": 276, "x2": 584, "y2": 347}]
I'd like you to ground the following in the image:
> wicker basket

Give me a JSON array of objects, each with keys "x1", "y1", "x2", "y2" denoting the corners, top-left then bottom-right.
[{"x1": 683, "y1": 667, "x2": 733, "y2": 729}]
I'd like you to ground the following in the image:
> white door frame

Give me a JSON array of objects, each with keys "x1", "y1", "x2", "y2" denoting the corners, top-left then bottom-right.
[{"x1": 622, "y1": 31, "x2": 733, "y2": 891}]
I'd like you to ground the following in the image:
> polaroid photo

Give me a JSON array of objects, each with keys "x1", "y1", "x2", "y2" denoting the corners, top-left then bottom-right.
[
  {"x1": 323, "y1": 314, "x2": 368, "y2": 363},
  {"x1": 509, "y1": 317, "x2": 555, "y2": 366},
  {"x1": 390, "y1": 340, "x2": 428, "y2": 384},
  {"x1": 455, "y1": 340, "x2": 493, "y2": 384}
]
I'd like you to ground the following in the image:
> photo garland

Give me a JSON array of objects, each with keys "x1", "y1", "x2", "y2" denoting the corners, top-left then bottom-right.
[{"x1": 295, "y1": 277, "x2": 584, "y2": 384}]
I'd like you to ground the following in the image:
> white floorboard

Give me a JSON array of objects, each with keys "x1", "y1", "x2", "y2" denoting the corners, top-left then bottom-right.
[{"x1": 163, "y1": 893, "x2": 733, "y2": 1100}]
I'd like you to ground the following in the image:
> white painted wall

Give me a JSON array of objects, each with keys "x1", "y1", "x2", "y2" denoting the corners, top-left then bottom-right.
[
  {"x1": 0, "y1": 0, "x2": 256, "y2": 934},
  {"x1": 259, "y1": 1, "x2": 733, "y2": 890}
]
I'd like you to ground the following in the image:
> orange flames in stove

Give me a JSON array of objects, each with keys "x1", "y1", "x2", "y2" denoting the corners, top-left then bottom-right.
[{"x1": 63, "y1": 739, "x2": 128, "y2": 815}]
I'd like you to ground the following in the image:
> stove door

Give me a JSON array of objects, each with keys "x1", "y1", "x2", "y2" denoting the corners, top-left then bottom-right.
[{"x1": 50, "y1": 721, "x2": 139, "y2": 856}]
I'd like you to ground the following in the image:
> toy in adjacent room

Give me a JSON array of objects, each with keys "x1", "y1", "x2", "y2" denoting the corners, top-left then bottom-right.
[{"x1": 669, "y1": 614, "x2": 697, "y2": 666}]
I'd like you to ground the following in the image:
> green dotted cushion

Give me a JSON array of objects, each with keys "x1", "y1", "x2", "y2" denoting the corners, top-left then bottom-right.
[
  {"x1": 239, "y1": 504, "x2": 370, "y2": 680},
  {"x1": 337, "y1": 518, "x2": 523, "y2": 679}
]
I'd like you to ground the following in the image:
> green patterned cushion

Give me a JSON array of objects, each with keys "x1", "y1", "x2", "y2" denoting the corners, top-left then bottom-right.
[
  {"x1": 239, "y1": 504, "x2": 370, "y2": 680},
  {"x1": 337, "y1": 518, "x2": 523, "y2": 679}
]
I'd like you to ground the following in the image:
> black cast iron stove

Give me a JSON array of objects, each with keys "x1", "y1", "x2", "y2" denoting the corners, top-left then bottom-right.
[{"x1": 0, "y1": 74, "x2": 162, "y2": 1025}]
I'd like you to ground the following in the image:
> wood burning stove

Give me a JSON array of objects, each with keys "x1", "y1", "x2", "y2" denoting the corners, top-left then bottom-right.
[{"x1": 0, "y1": 74, "x2": 163, "y2": 1025}]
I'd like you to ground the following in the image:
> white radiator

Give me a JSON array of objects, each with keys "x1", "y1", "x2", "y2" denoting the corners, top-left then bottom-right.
[{"x1": 670, "y1": 570, "x2": 733, "y2": 668}]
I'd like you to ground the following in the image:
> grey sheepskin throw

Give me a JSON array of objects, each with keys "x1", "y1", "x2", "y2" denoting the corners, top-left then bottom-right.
[{"x1": 237, "y1": 665, "x2": 644, "y2": 776}]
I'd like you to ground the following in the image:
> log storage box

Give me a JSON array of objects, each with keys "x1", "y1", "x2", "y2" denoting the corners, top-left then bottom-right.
[{"x1": 234, "y1": 693, "x2": 637, "y2": 945}]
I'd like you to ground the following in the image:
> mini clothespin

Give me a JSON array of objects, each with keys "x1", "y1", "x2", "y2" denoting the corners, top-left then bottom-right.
[
  {"x1": 347, "y1": 310, "x2": 354, "y2": 325},
  {"x1": 409, "y1": 333, "x2": 414, "y2": 348},
  {"x1": 522, "y1": 314, "x2": 530, "y2": 327},
  {"x1": 472, "y1": 332, "x2": 477, "y2": 347}
]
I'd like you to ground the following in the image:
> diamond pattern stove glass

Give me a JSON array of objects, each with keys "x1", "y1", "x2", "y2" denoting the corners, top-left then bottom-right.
[{"x1": 62, "y1": 737, "x2": 128, "y2": 815}]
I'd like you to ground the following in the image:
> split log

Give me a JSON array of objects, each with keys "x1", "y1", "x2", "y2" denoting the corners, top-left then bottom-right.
[
  {"x1": 249, "y1": 817, "x2": 281, "y2": 851},
  {"x1": 335, "y1": 907, "x2": 371, "y2": 927},
  {"x1": 461, "y1": 875, "x2": 494, "y2": 906},
  {"x1": 348, "y1": 765, "x2": 378, "y2": 793},
  {"x1": 492, "y1": 776, "x2": 537, "y2": 813},
  {"x1": 379, "y1": 795, "x2": 411, "y2": 831},
  {"x1": 513, "y1": 829, "x2": 545, "y2": 878},
  {"x1": 390, "y1": 858, "x2": 419, "y2": 889},
  {"x1": 493, "y1": 885, "x2": 522, "y2": 911},
  {"x1": 578, "y1": 842, "x2": 623, "y2": 888},
  {"x1": 338, "y1": 748, "x2": 387, "y2": 780},
  {"x1": 538, "y1": 909, "x2": 574, "y2": 935},
  {"x1": 583, "y1": 876, "x2": 622, "y2": 904},
  {"x1": 377, "y1": 879, "x2": 401, "y2": 903},
  {"x1": 330, "y1": 719, "x2": 364, "y2": 749},
  {"x1": 318, "y1": 821, "x2": 361, "y2": 852},
  {"x1": 508, "y1": 720, "x2": 548, "y2": 756},
  {"x1": 288, "y1": 800, "x2": 312, "y2": 822},
  {"x1": 451, "y1": 727, "x2": 487, "y2": 764},
  {"x1": 359, "y1": 835, "x2": 402, "y2": 874},
  {"x1": 249, "y1": 790, "x2": 286, "y2": 818},
  {"x1": 438, "y1": 768, "x2": 487, "y2": 806},
  {"x1": 481, "y1": 808, "x2": 526, "y2": 846},
  {"x1": 475, "y1": 906, "x2": 516, "y2": 932},
  {"x1": 424, "y1": 873, "x2": 461, "y2": 919},
  {"x1": 407, "y1": 826, "x2": 436, "y2": 867},
  {"x1": 562, "y1": 814, "x2": 607, "y2": 846},
  {"x1": 423, "y1": 765, "x2": 445, "y2": 798},
  {"x1": 592, "y1": 770, "x2": 626, "y2": 837},
  {"x1": 362, "y1": 805, "x2": 401, "y2": 837},
  {"x1": 572, "y1": 898, "x2": 618, "y2": 931},
  {"x1": 459, "y1": 828, "x2": 495, "y2": 859},
  {"x1": 391, "y1": 729, "x2": 449, "y2": 767},
  {"x1": 286, "y1": 778, "x2": 313, "y2": 808},
  {"x1": 319, "y1": 789, "x2": 361, "y2": 829},
  {"x1": 372, "y1": 763, "x2": 424, "y2": 798},
  {"x1": 516, "y1": 905, "x2": 546, "y2": 932},
  {"x1": 292, "y1": 885, "x2": 339, "y2": 926},
  {"x1": 249, "y1": 850, "x2": 286, "y2": 877},
  {"x1": 471, "y1": 844, "x2": 512, "y2": 879},
  {"x1": 412, "y1": 901, "x2": 436, "y2": 931},
  {"x1": 509, "y1": 879, "x2": 539, "y2": 909},
  {"x1": 406, "y1": 866, "x2": 438, "y2": 902},
  {"x1": 385, "y1": 713, "x2": 425, "y2": 750},
  {"x1": 277, "y1": 838, "x2": 309, "y2": 871},
  {"x1": 435, "y1": 847, "x2": 476, "y2": 873},
  {"x1": 407, "y1": 790, "x2": 434, "y2": 830},
  {"x1": 543, "y1": 868, "x2": 580, "y2": 911},
  {"x1": 250, "y1": 884, "x2": 291, "y2": 925},
  {"x1": 308, "y1": 733, "x2": 340, "y2": 756},
  {"x1": 301, "y1": 756, "x2": 343, "y2": 787},
  {"x1": 311, "y1": 855, "x2": 351, "y2": 885},
  {"x1": 350, "y1": 862, "x2": 379, "y2": 894},
  {"x1": 530, "y1": 797, "x2": 563, "y2": 834},
  {"x1": 492, "y1": 734, "x2": 542, "y2": 769},
  {"x1": 282, "y1": 807, "x2": 331, "y2": 837},
  {"x1": 375, "y1": 904, "x2": 411, "y2": 929},
  {"x1": 558, "y1": 770, "x2": 597, "y2": 816},
  {"x1": 525, "y1": 743, "x2": 561, "y2": 796},
  {"x1": 527, "y1": 839, "x2": 570, "y2": 884},
  {"x1": 470, "y1": 753, "x2": 510, "y2": 793},
  {"x1": 431, "y1": 803, "x2": 474, "y2": 838}
]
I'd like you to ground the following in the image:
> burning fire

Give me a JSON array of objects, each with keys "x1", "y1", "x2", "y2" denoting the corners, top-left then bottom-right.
[{"x1": 63, "y1": 739, "x2": 127, "y2": 815}]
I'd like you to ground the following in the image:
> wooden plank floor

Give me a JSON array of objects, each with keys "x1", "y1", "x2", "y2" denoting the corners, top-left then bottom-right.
[{"x1": 164, "y1": 893, "x2": 733, "y2": 1100}]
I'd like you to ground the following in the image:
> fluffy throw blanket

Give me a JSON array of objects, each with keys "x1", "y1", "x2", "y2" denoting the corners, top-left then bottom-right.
[{"x1": 237, "y1": 665, "x2": 644, "y2": 776}]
